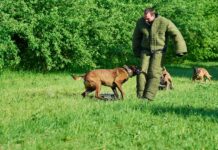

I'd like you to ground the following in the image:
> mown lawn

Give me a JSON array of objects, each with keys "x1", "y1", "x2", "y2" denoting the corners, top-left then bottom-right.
[{"x1": 0, "y1": 64, "x2": 218, "y2": 150}]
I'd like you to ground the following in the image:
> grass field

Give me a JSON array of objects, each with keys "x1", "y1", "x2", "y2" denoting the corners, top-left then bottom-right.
[{"x1": 0, "y1": 63, "x2": 218, "y2": 150}]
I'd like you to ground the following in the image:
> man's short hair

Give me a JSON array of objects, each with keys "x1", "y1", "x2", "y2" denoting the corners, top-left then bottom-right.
[{"x1": 144, "y1": 8, "x2": 156, "y2": 15}]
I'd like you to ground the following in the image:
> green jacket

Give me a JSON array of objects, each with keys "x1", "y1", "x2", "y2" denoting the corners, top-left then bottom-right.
[{"x1": 132, "y1": 15, "x2": 187, "y2": 57}]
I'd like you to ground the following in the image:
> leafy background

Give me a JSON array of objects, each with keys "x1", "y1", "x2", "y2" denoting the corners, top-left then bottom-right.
[{"x1": 0, "y1": 0, "x2": 218, "y2": 72}]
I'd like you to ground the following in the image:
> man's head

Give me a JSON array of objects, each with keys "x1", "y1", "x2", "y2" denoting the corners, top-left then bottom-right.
[{"x1": 144, "y1": 8, "x2": 156, "y2": 23}]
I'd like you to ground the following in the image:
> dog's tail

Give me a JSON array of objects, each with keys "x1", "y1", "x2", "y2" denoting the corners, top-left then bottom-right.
[{"x1": 72, "y1": 74, "x2": 85, "y2": 80}]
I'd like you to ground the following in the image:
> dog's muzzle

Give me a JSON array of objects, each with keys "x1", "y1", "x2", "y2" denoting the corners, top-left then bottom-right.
[{"x1": 135, "y1": 69, "x2": 142, "y2": 75}]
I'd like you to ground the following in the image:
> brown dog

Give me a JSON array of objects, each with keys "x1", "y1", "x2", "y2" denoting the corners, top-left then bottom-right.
[
  {"x1": 72, "y1": 65, "x2": 141, "y2": 100},
  {"x1": 192, "y1": 67, "x2": 212, "y2": 81},
  {"x1": 159, "y1": 67, "x2": 173, "y2": 90}
]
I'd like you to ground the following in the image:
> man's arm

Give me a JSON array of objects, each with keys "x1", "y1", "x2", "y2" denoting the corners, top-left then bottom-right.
[{"x1": 167, "y1": 20, "x2": 187, "y2": 56}]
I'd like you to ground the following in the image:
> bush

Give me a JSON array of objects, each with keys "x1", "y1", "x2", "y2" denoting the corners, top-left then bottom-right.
[{"x1": 0, "y1": 0, "x2": 217, "y2": 72}]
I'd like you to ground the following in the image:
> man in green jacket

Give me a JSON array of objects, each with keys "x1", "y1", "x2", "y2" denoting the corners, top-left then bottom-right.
[{"x1": 132, "y1": 8, "x2": 187, "y2": 101}]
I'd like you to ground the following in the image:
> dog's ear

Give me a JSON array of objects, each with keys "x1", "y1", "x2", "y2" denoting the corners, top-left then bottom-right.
[
  {"x1": 193, "y1": 66, "x2": 198, "y2": 74},
  {"x1": 123, "y1": 65, "x2": 129, "y2": 69},
  {"x1": 128, "y1": 65, "x2": 137, "y2": 70}
]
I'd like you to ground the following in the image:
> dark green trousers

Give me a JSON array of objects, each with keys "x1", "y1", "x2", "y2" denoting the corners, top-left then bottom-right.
[{"x1": 136, "y1": 50, "x2": 164, "y2": 100}]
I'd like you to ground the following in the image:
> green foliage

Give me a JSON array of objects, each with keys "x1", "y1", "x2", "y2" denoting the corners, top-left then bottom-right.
[
  {"x1": 156, "y1": 0, "x2": 218, "y2": 62},
  {"x1": 0, "y1": 0, "x2": 217, "y2": 71}
]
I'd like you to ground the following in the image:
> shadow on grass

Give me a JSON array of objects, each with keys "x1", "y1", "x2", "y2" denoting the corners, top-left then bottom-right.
[{"x1": 150, "y1": 105, "x2": 218, "y2": 122}]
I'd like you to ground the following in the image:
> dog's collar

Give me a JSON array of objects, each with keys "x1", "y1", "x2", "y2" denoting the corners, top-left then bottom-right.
[{"x1": 123, "y1": 65, "x2": 133, "y2": 77}]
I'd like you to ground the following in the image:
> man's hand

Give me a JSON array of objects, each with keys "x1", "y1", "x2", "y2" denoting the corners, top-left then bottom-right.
[{"x1": 176, "y1": 52, "x2": 187, "y2": 57}]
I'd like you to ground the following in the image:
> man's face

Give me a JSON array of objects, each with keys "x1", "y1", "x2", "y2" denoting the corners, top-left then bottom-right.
[{"x1": 144, "y1": 12, "x2": 155, "y2": 23}]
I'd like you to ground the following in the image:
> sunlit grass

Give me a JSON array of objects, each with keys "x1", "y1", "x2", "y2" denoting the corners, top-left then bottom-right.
[{"x1": 0, "y1": 65, "x2": 218, "y2": 149}]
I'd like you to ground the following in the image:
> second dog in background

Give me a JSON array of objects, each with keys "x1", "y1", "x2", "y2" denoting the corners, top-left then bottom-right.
[
  {"x1": 159, "y1": 67, "x2": 173, "y2": 90},
  {"x1": 192, "y1": 67, "x2": 212, "y2": 82}
]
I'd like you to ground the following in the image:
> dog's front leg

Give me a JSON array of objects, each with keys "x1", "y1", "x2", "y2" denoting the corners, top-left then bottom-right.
[
  {"x1": 114, "y1": 82, "x2": 124, "y2": 99},
  {"x1": 205, "y1": 75, "x2": 211, "y2": 81},
  {"x1": 111, "y1": 87, "x2": 119, "y2": 98},
  {"x1": 169, "y1": 82, "x2": 173, "y2": 89}
]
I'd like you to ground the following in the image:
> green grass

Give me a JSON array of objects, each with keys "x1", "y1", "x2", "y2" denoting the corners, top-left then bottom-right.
[{"x1": 0, "y1": 64, "x2": 218, "y2": 150}]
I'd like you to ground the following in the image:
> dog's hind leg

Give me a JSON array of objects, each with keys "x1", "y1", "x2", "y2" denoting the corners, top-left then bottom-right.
[
  {"x1": 81, "y1": 91, "x2": 87, "y2": 97},
  {"x1": 82, "y1": 88, "x2": 95, "y2": 97},
  {"x1": 95, "y1": 83, "x2": 104, "y2": 100}
]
